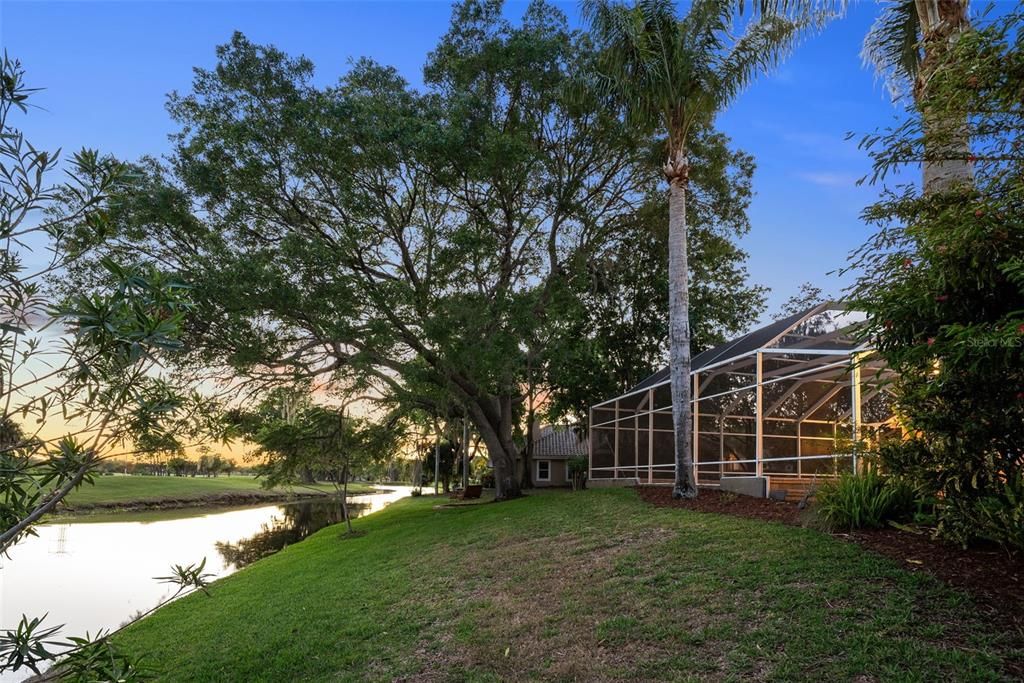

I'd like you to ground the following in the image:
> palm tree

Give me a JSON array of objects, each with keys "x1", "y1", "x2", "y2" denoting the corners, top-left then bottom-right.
[
  {"x1": 582, "y1": 0, "x2": 820, "y2": 499},
  {"x1": 861, "y1": 0, "x2": 972, "y2": 192},
  {"x1": 797, "y1": 0, "x2": 973, "y2": 191}
]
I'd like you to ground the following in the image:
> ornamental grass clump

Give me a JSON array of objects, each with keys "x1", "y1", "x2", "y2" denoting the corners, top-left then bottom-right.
[{"x1": 815, "y1": 468, "x2": 918, "y2": 531}]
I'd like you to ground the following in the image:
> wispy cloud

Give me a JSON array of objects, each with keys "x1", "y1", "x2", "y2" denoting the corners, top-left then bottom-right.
[
  {"x1": 771, "y1": 68, "x2": 796, "y2": 85},
  {"x1": 796, "y1": 171, "x2": 862, "y2": 188},
  {"x1": 779, "y1": 130, "x2": 865, "y2": 161}
]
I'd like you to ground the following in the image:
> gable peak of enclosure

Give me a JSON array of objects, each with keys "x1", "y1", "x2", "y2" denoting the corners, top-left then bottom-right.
[{"x1": 589, "y1": 303, "x2": 899, "y2": 500}]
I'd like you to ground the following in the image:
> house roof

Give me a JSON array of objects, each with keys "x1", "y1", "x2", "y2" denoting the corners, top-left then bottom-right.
[
  {"x1": 532, "y1": 425, "x2": 588, "y2": 458},
  {"x1": 626, "y1": 306, "x2": 816, "y2": 395}
]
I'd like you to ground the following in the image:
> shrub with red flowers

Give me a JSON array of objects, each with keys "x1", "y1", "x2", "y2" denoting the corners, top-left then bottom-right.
[{"x1": 846, "y1": 8, "x2": 1024, "y2": 550}]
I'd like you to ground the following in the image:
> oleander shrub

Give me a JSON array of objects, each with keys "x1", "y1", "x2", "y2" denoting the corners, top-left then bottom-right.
[
  {"x1": 847, "y1": 7, "x2": 1024, "y2": 547},
  {"x1": 943, "y1": 471, "x2": 1024, "y2": 552}
]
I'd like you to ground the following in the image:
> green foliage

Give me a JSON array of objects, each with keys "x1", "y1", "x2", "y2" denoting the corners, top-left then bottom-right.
[
  {"x1": 0, "y1": 54, "x2": 231, "y2": 680},
  {"x1": 944, "y1": 471, "x2": 1024, "y2": 553},
  {"x1": 422, "y1": 440, "x2": 459, "y2": 489},
  {"x1": 0, "y1": 55, "x2": 225, "y2": 546},
  {"x1": 71, "y1": 1, "x2": 783, "y2": 501},
  {"x1": 57, "y1": 634, "x2": 154, "y2": 682},
  {"x1": 861, "y1": 0, "x2": 923, "y2": 99},
  {"x1": 568, "y1": 455, "x2": 589, "y2": 490},
  {"x1": 847, "y1": 7, "x2": 1024, "y2": 548},
  {"x1": 166, "y1": 455, "x2": 193, "y2": 477},
  {"x1": 240, "y1": 388, "x2": 402, "y2": 490},
  {"x1": 0, "y1": 615, "x2": 62, "y2": 675},
  {"x1": 773, "y1": 281, "x2": 827, "y2": 320},
  {"x1": 568, "y1": 456, "x2": 589, "y2": 474},
  {"x1": 815, "y1": 468, "x2": 918, "y2": 531}
]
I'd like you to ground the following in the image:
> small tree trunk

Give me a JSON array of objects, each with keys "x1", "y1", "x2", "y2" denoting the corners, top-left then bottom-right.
[
  {"x1": 461, "y1": 419, "x2": 470, "y2": 490},
  {"x1": 667, "y1": 155, "x2": 697, "y2": 499},
  {"x1": 521, "y1": 357, "x2": 536, "y2": 489},
  {"x1": 522, "y1": 408, "x2": 536, "y2": 490},
  {"x1": 341, "y1": 463, "x2": 352, "y2": 535},
  {"x1": 433, "y1": 438, "x2": 441, "y2": 496}
]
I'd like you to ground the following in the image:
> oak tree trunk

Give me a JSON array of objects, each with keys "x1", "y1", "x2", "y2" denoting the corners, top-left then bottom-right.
[
  {"x1": 666, "y1": 155, "x2": 697, "y2": 499},
  {"x1": 466, "y1": 395, "x2": 522, "y2": 501}
]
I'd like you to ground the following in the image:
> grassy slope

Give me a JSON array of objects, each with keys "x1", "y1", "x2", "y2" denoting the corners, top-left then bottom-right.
[
  {"x1": 63, "y1": 475, "x2": 374, "y2": 507},
  {"x1": 116, "y1": 489, "x2": 1020, "y2": 682}
]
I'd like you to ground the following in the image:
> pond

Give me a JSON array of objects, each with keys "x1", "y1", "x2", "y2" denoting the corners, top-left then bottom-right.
[{"x1": 0, "y1": 486, "x2": 414, "y2": 681}]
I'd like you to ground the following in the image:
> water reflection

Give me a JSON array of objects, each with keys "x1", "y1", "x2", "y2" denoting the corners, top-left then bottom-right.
[
  {"x1": 215, "y1": 500, "x2": 368, "y2": 569},
  {"x1": 0, "y1": 487, "x2": 413, "y2": 683}
]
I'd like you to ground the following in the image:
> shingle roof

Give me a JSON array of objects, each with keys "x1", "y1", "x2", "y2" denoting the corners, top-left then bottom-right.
[
  {"x1": 625, "y1": 306, "x2": 820, "y2": 395},
  {"x1": 533, "y1": 425, "x2": 588, "y2": 458}
]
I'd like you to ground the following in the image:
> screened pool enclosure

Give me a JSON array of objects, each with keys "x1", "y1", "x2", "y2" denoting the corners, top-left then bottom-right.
[{"x1": 588, "y1": 304, "x2": 899, "y2": 494}]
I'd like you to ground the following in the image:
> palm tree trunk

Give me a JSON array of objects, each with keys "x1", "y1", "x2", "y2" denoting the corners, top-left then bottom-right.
[
  {"x1": 667, "y1": 157, "x2": 697, "y2": 499},
  {"x1": 915, "y1": 0, "x2": 973, "y2": 193}
]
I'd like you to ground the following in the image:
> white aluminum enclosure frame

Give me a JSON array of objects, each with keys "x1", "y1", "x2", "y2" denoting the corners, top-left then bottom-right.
[{"x1": 587, "y1": 304, "x2": 898, "y2": 487}]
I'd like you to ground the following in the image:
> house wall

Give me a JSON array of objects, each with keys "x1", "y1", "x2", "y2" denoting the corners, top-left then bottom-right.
[{"x1": 534, "y1": 459, "x2": 568, "y2": 487}]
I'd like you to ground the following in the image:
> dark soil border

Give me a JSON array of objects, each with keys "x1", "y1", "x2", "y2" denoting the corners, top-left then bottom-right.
[{"x1": 635, "y1": 485, "x2": 1024, "y2": 633}]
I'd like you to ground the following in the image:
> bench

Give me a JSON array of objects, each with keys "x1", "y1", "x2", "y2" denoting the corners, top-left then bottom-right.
[{"x1": 449, "y1": 484, "x2": 483, "y2": 500}]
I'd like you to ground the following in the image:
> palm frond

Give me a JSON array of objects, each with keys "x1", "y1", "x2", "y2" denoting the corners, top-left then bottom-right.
[
  {"x1": 862, "y1": 0, "x2": 921, "y2": 101},
  {"x1": 582, "y1": 0, "x2": 836, "y2": 148},
  {"x1": 740, "y1": 0, "x2": 848, "y2": 16},
  {"x1": 582, "y1": 0, "x2": 681, "y2": 130},
  {"x1": 714, "y1": 11, "x2": 824, "y2": 108}
]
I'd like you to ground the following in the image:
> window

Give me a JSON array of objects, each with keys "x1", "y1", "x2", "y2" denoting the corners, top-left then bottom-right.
[{"x1": 536, "y1": 460, "x2": 551, "y2": 481}]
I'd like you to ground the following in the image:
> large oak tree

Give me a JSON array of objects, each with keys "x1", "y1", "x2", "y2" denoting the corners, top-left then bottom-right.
[{"x1": 87, "y1": 0, "x2": 766, "y2": 500}]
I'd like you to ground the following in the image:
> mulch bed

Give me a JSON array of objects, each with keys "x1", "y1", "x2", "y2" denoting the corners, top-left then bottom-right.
[{"x1": 635, "y1": 485, "x2": 1024, "y2": 632}]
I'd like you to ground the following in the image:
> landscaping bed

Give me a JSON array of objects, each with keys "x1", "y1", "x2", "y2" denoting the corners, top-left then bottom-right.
[{"x1": 636, "y1": 485, "x2": 1024, "y2": 635}]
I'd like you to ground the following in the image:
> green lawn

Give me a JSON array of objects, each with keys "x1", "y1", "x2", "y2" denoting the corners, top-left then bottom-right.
[
  {"x1": 116, "y1": 489, "x2": 1021, "y2": 682},
  {"x1": 63, "y1": 475, "x2": 375, "y2": 508}
]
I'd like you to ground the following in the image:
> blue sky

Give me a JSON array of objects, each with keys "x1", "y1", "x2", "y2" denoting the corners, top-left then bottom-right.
[{"x1": 1, "y1": 0, "x2": 915, "y2": 319}]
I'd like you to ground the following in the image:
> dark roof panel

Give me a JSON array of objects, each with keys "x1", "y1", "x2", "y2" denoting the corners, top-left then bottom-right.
[
  {"x1": 619, "y1": 306, "x2": 821, "y2": 398},
  {"x1": 691, "y1": 307, "x2": 811, "y2": 371}
]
